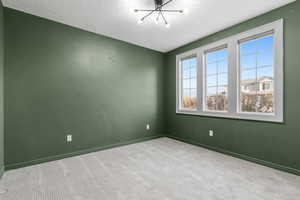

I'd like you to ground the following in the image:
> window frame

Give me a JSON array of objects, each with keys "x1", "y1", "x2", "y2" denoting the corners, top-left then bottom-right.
[{"x1": 176, "y1": 19, "x2": 283, "y2": 123}]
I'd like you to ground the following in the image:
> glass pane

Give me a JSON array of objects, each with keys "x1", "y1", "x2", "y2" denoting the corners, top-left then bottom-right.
[
  {"x1": 256, "y1": 93, "x2": 274, "y2": 113},
  {"x1": 191, "y1": 89, "x2": 197, "y2": 98},
  {"x1": 182, "y1": 60, "x2": 190, "y2": 71},
  {"x1": 180, "y1": 57, "x2": 198, "y2": 110},
  {"x1": 206, "y1": 87, "x2": 217, "y2": 111},
  {"x1": 183, "y1": 79, "x2": 190, "y2": 89},
  {"x1": 183, "y1": 89, "x2": 190, "y2": 98},
  {"x1": 241, "y1": 69, "x2": 256, "y2": 81},
  {"x1": 190, "y1": 57, "x2": 197, "y2": 67},
  {"x1": 240, "y1": 55, "x2": 256, "y2": 69},
  {"x1": 207, "y1": 63, "x2": 217, "y2": 75},
  {"x1": 217, "y1": 87, "x2": 228, "y2": 111},
  {"x1": 257, "y1": 35, "x2": 274, "y2": 52},
  {"x1": 257, "y1": 66, "x2": 273, "y2": 79},
  {"x1": 218, "y1": 74, "x2": 228, "y2": 86},
  {"x1": 218, "y1": 61, "x2": 228, "y2": 73},
  {"x1": 205, "y1": 48, "x2": 229, "y2": 111},
  {"x1": 207, "y1": 87, "x2": 217, "y2": 96},
  {"x1": 190, "y1": 78, "x2": 197, "y2": 89},
  {"x1": 207, "y1": 75, "x2": 217, "y2": 87},
  {"x1": 258, "y1": 52, "x2": 274, "y2": 67},
  {"x1": 239, "y1": 34, "x2": 274, "y2": 114},
  {"x1": 217, "y1": 49, "x2": 228, "y2": 61},
  {"x1": 206, "y1": 53, "x2": 217, "y2": 64},
  {"x1": 183, "y1": 68, "x2": 190, "y2": 79},
  {"x1": 241, "y1": 91, "x2": 257, "y2": 112},
  {"x1": 190, "y1": 66, "x2": 197, "y2": 78},
  {"x1": 240, "y1": 40, "x2": 256, "y2": 55}
]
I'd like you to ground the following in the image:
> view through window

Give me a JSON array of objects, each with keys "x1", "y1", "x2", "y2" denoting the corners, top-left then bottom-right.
[
  {"x1": 239, "y1": 34, "x2": 274, "y2": 113},
  {"x1": 181, "y1": 57, "x2": 197, "y2": 109},
  {"x1": 205, "y1": 48, "x2": 228, "y2": 111}
]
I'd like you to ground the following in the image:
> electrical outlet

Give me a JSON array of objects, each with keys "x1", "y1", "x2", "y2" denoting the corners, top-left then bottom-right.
[
  {"x1": 209, "y1": 130, "x2": 214, "y2": 137},
  {"x1": 67, "y1": 134, "x2": 72, "y2": 142},
  {"x1": 146, "y1": 124, "x2": 150, "y2": 130}
]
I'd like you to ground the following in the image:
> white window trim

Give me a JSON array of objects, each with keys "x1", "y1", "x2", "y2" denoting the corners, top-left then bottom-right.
[{"x1": 176, "y1": 19, "x2": 284, "y2": 123}]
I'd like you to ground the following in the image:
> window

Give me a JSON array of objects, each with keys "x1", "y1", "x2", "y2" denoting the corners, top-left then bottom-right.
[
  {"x1": 176, "y1": 20, "x2": 283, "y2": 122},
  {"x1": 179, "y1": 56, "x2": 198, "y2": 110},
  {"x1": 205, "y1": 47, "x2": 229, "y2": 112},
  {"x1": 239, "y1": 33, "x2": 275, "y2": 114}
]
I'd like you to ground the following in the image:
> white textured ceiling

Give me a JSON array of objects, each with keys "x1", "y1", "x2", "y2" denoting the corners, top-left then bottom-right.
[{"x1": 2, "y1": 0, "x2": 296, "y2": 52}]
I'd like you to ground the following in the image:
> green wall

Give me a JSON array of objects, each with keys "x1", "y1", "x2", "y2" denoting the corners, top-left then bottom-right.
[
  {"x1": 4, "y1": 8, "x2": 165, "y2": 169},
  {"x1": 0, "y1": 0, "x2": 4, "y2": 176},
  {"x1": 164, "y1": 1, "x2": 300, "y2": 174}
]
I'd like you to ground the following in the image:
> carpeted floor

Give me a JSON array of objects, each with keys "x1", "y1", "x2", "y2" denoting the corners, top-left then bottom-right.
[{"x1": 0, "y1": 137, "x2": 299, "y2": 200}]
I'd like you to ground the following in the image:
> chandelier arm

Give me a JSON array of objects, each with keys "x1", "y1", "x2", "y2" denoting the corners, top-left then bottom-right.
[
  {"x1": 160, "y1": 11, "x2": 168, "y2": 25},
  {"x1": 160, "y1": 9, "x2": 183, "y2": 13},
  {"x1": 156, "y1": 10, "x2": 161, "y2": 21},
  {"x1": 140, "y1": 0, "x2": 174, "y2": 21},
  {"x1": 135, "y1": 9, "x2": 183, "y2": 13}
]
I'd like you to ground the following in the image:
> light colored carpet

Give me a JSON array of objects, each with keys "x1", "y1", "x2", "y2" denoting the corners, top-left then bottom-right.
[{"x1": 0, "y1": 137, "x2": 300, "y2": 200}]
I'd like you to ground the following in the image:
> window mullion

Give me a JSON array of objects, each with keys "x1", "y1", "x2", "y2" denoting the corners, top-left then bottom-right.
[
  {"x1": 228, "y1": 39, "x2": 238, "y2": 114},
  {"x1": 197, "y1": 50, "x2": 204, "y2": 112}
]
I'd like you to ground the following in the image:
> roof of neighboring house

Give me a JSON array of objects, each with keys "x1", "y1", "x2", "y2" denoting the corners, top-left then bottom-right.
[{"x1": 241, "y1": 76, "x2": 273, "y2": 85}]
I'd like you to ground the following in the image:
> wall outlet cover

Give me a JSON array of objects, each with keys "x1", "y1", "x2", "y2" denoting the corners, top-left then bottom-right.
[{"x1": 67, "y1": 134, "x2": 72, "y2": 142}]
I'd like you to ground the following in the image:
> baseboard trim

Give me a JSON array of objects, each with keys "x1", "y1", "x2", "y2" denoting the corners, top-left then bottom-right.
[
  {"x1": 167, "y1": 135, "x2": 300, "y2": 176},
  {"x1": 5, "y1": 135, "x2": 164, "y2": 171}
]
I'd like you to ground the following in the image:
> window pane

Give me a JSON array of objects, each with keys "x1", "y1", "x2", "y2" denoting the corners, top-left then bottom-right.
[
  {"x1": 206, "y1": 87, "x2": 217, "y2": 111},
  {"x1": 183, "y1": 68, "x2": 190, "y2": 79},
  {"x1": 207, "y1": 63, "x2": 217, "y2": 75},
  {"x1": 240, "y1": 55, "x2": 256, "y2": 70},
  {"x1": 180, "y1": 57, "x2": 198, "y2": 110},
  {"x1": 190, "y1": 78, "x2": 197, "y2": 89},
  {"x1": 190, "y1": 67, "x2": 197, "y2": 78},
  {"x1": 258, "y1": 52, "x2": 274, "y2": 67},
  {"x1": 218, "y1": 61, "x2": 228, "y2": 74},
  {"x1": 217, "y1": 86, "x2": 228, "y2": 111},
  {"x1": 241, "y1": 69, "x2": 256, "y2": 81},
  {"x1": 205, "y1": 48, "x2": 229, "y2": 111},
  {"x1": 207, "y1": 75, "x2": 217, "y2": 87},
  {"x1": 239, "y1": 34, "x2": 274, "y2": 113},
  {"x1": 183, "y1": 79, "x2": 190, "y2": 89},
  {"x1": 218, "y1": 74, "x2": 228, "y2": 86}
]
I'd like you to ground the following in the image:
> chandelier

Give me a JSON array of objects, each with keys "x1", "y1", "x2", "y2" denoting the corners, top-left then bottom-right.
[{"x1": 134, "y1": 0, "x2": 188, "y2": 28}]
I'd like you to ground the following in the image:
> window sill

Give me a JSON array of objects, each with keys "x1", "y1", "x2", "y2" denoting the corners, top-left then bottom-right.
[{"x1": 176, "y1": 110, "x2": 283, "y2": 123}]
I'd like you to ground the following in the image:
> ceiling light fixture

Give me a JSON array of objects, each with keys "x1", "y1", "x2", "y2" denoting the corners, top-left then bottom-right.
[{"x1": 134, "y1": 0, "x2": 186, "y2": 28}]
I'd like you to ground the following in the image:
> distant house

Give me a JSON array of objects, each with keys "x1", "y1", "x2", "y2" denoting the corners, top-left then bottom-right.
[
  {"x1": 241, "y1": 77, "x2": 273, "y2": 95},
  {"x1": 241, "y1": 76, "x2": 274, "y2": 113}
]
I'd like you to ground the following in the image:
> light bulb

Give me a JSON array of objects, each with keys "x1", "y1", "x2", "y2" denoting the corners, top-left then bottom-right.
[
  {"x1": 165, "y1": 23, "x2": 170, "y2": 28},
  {"x1": 138, "y1": 19, "x2": 144, "y2": 24},
  {"x1": 182, "y1": 8, "x2": 189, "y2": 15},
  {"x1": 155, "y1": 18, "x2": 159, "y2": 24},
  {"x1": 130, "y1": 8, "x2": 138, "y2": 14}
]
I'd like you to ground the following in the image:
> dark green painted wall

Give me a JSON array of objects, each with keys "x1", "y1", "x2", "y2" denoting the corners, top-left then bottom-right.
[
  {"x1": 164, "y1": 1, "x2": 300, "y2": 172},
  {"x1": 4, "y1": 8, "x2": 165, "y2": 168},
  {"x1": 0, "y1": 0, "x2": 4, "y2": 176}
]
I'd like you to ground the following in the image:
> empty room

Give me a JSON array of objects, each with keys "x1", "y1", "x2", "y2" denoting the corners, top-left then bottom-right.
[{"x1": 0, "y1": 0, "x2": 300, "y2": 199}]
